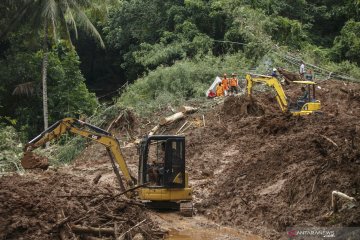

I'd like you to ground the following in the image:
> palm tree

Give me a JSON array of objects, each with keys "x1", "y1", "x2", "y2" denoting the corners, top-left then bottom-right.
[{"x1": 1, "y1": 0, "x2": 105, "y2": 131}]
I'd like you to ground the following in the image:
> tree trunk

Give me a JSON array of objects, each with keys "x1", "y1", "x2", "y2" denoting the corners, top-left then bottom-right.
[
  {"x1": 159, "y1": 112, "x2": 185, "y2": 126},
  {"x1": 178, "y1": 106, "x2": 198, "y2": 113},
  {"x1": 42, "y1": 21, "x2": 49, "y2": 133}
]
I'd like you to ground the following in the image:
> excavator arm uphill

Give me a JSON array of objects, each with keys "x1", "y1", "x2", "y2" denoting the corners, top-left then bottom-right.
[{"x1": 245, "y1": 74, "x2": 321, "y2": 115}]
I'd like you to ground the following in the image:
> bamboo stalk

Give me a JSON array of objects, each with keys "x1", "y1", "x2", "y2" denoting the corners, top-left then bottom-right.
[
  {"x1": 176, "y1": 121, "x2": 188, "y2": 134},
  {"x1": 179, "y1": 122, "x2": 193, "y2": 134}
]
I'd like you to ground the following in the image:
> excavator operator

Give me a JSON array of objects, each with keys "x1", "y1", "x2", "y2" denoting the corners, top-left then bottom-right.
[
  {"x1": 148, "y1": 142, "x2": 166, "y2": 186},
  {"x1": 297, "y1": 86, "x2": 309, "y2": 109}
]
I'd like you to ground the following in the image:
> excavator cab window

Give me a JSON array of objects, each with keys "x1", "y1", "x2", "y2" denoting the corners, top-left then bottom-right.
[
  {"x1": 139, "y1": 136, "x2": 185, "y2": 188},
  {"x1": 164, "y1": 139, "x2": 185, "y2": 188}
]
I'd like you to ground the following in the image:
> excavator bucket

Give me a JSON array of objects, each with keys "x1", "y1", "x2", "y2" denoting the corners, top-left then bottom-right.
[{"x1": 21, "y1": 152, "x2": 49, "y2": 170}]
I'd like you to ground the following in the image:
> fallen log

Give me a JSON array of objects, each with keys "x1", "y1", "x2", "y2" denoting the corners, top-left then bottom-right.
[
  {"x1": 71, "y1": 225, "x2": 114, "y2": 236},
  {"x1": 159, "y1": 112, "x2": 184, "y2": 126},
  {"x1": 178, "y1": 106, "x2": 198, "y2": 113},
  {"x1": 148, "y1": 125, "x2": 159, "y2": 136}
]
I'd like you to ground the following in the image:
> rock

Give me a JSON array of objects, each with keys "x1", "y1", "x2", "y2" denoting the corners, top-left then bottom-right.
[
  {"x1": 201, "y1": 169, "x2": 213, "y2": 177},
  {"x1": 132, "y1": 233, "x2": 144, "y2": 240}
]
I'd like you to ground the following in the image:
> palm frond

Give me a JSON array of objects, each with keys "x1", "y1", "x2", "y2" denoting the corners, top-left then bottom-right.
[
  {"x1": 0, "y1": 1, "x2": 33, "y2": 40},
  {"x1": 70, "y1": 2, "x2": 105, "y2": 48},
  {"x1": 12, "y1": 81, "x2": 35, "y2": 96},
  {"x1": 64, "y1": 7, "x2": 79, "y2": 39},
  {"x1": 42, "y1": 0, "x2": 58, "y2": 20}
]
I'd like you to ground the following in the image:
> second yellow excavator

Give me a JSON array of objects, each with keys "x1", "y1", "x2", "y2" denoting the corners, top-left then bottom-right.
[
  {"x1": 22, "y1": 118, "x2": 193, "y2": 215},
  {"x1": 245, "y1": 73, "x2": 321, "y2": 116}
]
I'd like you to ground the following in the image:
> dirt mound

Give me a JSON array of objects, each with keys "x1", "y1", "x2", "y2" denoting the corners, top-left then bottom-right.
[
  {"x1": 181, "y1": 80, "x2": 360, "y2": 239},
  {"x1": 0, "y1": 171, "x2": 164, "y2": 240},
  {"x1": 222, "y1": 96, "x2": 265, "y2": 117},
  {"x1": 200, "y1": 114, "x2": 360, "y2": 238},
  {"x1": 21, "y1": 152, "x2": 49, "y2": 170}
]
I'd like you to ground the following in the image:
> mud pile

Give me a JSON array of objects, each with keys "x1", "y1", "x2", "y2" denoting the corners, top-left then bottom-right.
[
  {"x1": 222, "y1": 96, "x2": 265, "y2": 118},
  {"x1": 183, "y1": 80, "x2": 360, "y2": 239},
  {"x1": 0, "y1": 171, "x2": 164, "y2": 240},
  {"x1": 5, "y1": 79, "x2": 360, "y2": 240}
]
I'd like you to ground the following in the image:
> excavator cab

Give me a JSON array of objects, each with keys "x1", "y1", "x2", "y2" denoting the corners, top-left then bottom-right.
[
  {"x1": 292, "y1": 81, "x2": 321, "y2": 115},
  {"x1": 137, "y1": 136, "x2": 192, "y2": 214},
  {"x1": 138, "y1": 136, "x2": 186, "y2": 188}
]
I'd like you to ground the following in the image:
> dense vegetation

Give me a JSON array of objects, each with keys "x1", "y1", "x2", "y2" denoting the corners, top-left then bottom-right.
[{"x1": 0, "y1": 0, "x2": 359, "y2": 167}]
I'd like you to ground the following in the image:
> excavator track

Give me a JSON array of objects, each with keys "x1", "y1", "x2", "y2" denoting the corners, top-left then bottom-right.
[{"x1": 180, "y1": 201, "x2": 193, "y2": 217}]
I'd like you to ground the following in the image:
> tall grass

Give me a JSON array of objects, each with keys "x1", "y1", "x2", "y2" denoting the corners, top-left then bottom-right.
[
  {"x1": 117, "y1": 53, "x2": 251, "y2": 115},
  {"x1": 0, "y1": 125, "x2": 23, "y2": 173}
]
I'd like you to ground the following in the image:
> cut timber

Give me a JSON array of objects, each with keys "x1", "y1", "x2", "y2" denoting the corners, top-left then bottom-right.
[
  {"x1": 159, "y1": 112, "x2": 184, "y2": 126},
  {"x1": 178, "y1": 106, "x2": 198, "y2": 113},
  {"x1": 71, "y1": 225, "x2": 114, "y2": 236},
  {"x1": 148, "y1": 125, "x2": 159, "y2": 136}
]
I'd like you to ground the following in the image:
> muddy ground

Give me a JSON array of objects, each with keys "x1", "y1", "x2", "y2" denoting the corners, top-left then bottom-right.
[
  {"x1": 186, "y1": 80, "x2": 360, "y2": 239},
  {"x1": 0, "y1": 170, "x2": 165, "y2": 240},
  {"x1": 1, "y1": 79, "x2": 360, "y2": 239}
]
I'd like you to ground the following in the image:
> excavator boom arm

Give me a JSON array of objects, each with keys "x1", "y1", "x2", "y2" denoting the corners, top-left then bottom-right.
[
  {"x1": 25, "y1": 118, "x2": 135, "y2": 187},
  {"x1": 246, "y1": 74, "x2": 289, "y2": 112}
]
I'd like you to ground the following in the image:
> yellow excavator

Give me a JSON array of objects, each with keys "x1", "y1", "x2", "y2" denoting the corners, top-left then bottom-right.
[
  {"x1": 21, "y1": 118, "x2": 193, "y2": 215},
  {"x1": 245, "y1": 73, "x2": 321, "y2": 116}
]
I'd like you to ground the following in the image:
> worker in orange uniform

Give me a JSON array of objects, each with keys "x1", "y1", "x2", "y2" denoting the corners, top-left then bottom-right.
[
  {"x1": 229, "y1": 73, "x2": 239, "y2": 95},
  {"x1": 216, "y1": 83, "x2": 224, "y2": 97},
  {"x1": 221, "y1": 73, "x2": 229, "y2": 96}
]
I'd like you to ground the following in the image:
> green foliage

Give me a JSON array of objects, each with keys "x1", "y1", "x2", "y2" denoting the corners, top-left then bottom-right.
[
  {"x1": 118, "y1": 53, "x2": 250, "y2": 115},
  {"x1": 332, "y1": 20, "x2": 360, "y2": 65},
  {"x1": 133, "y1": 21, "x2": 213, "y2": 68},
  {"x1": 47, "y1": 42, "x2": 98, "y2": 122},
  {"x1": 266, "y1": 16, "x2": 308, "y2": 48},
  {"x1": 0, "y1": 124, "x2": 23, "y2": 172},
  {"x1": 0, "y1": 37, "x2": 98, "y2": 139}
]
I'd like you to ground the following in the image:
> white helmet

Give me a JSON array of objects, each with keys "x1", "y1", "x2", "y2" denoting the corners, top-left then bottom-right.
[{"x1": 273, "y1": 68, "x2": 277, "y2": 71}]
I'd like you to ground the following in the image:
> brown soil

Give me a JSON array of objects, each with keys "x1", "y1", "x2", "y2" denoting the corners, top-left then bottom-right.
[
  {"x1": 184, "y1": 80, "x2": 360, "y2": 239},
  {"x1": 21, "y1": 152, "x2": 49, "y2": 170},
  {"x1": 0, "y1": 170, "x2": 164, "y2": 240},
  {"x1": 3, "y1": 79, "x2": 360, "y2": 240}
]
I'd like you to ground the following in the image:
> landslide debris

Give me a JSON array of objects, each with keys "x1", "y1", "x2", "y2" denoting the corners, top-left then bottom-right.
[
  {"x1": 4, "y1": 79, "x2": 360, "y2": 240},
  {"x1": 182, "y1": 80, "x2": 360, "y2": 239},
  {"x1": 0, "y1": 171, "x2": 165, "y2": 240}
]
